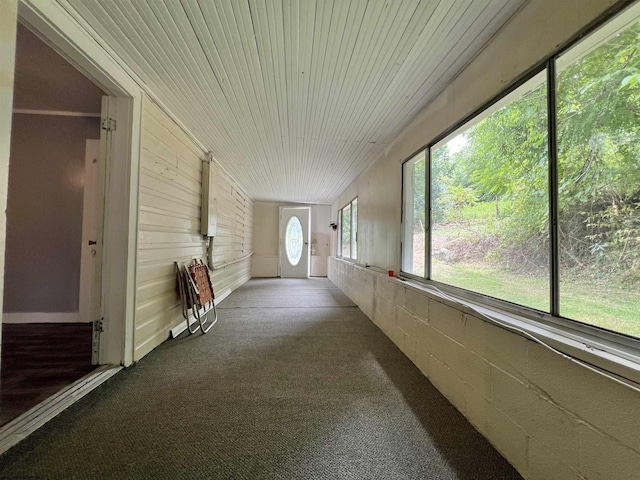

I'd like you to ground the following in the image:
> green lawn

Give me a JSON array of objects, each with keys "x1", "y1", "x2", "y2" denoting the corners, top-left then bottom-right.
[{"x1": 433, "y1": 261, "x2": 640, "y2": 338}]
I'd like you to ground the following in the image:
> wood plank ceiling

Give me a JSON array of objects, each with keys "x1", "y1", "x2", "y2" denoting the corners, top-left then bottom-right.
[{"x1": 62, "y1": 0, "x2": 525, "y2": 204}]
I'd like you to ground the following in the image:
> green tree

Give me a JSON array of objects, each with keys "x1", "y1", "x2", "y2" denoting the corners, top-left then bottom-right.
[
  {"x1": 556, "y1": 22, "x2": 640, "y2": 282},
  {"x1": 431, "y1": 19, "x2": 640, "y2": 282}
]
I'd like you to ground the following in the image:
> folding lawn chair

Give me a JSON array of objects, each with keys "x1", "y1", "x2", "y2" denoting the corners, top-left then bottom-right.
[{"x1": 175, "y1": 259, "x2": 217, "y2": 334}]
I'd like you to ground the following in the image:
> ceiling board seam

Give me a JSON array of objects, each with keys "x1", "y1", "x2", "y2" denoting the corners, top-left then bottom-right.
[
  {"x1": 319, "y1": 0, "x2": 387, "y2": 145},
  {"x1": 337, "y1": 0, "x2": 455, "y2": 145},
  {"x1": 369, "y1": 1, "x2": 503, "y2": 143}
]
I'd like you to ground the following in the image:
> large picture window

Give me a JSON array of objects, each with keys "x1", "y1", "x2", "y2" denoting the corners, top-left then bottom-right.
[
  {"x1": 430, "y1": 72, "x2": 549, "y2": 312},
  {"x1": 338, "y1": 198, "x2": 358, "y2": 261},
  {"x1": 402, "y1": 3, "x2": 640, "y2": 340},
  {"x1": 556, "y1": 11, "x2": 640, "y2": 337}
]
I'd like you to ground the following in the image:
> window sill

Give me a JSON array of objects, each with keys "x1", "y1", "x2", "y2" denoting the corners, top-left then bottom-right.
[{"x1": 401, "y1": 275, "x2": 640, "y2": 388}]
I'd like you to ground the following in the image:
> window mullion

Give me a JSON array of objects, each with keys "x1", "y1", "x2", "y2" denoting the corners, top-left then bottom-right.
[
  {"x1": 351, "y1": 200, "x2": 355, "y2": 260},
  {"x1": 426, "y1": 148, "x2": 432, "y2": 280},
  {"x1": 547, "y1": 59, "x2": 560, "y2": 317},
  {"x1": 337, "y1": 210, "x2": 342, "y2": 257}
]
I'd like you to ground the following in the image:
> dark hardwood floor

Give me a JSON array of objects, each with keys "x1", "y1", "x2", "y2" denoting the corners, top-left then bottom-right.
[{"x1": 1, "y1": 323, "x2": 96, "y2": 426}]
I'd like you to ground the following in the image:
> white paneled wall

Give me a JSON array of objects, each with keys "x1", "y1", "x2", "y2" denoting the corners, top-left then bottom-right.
[
  {"x1": 330, "y1": 258, "x2": 640, "y2": 479},
  {"x1": 135, "y1": 96, "x2": 252, "y2": 361}
]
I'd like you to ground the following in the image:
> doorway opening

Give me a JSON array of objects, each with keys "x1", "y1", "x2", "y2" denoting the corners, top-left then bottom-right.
[{"x1": 0, "y1": 23, "x2": 106, "y2": 426}]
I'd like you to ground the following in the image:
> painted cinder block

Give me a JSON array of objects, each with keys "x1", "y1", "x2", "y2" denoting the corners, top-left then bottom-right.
[
  {"x1": 578, "y1": 423, "x2": 640, "y2": 480},
  {"x1": 429, "y1": 299, "x2": 465, "y2": 342},
  {"x1": 464, "y1": 383, "x2": 489, "y2": 434},
  {"x1": 395, "y1": 306, "x2": 417, "y2": 337},
  {"x1": 414, "y1": 320, "x2": 431, "y2": 376},
  {"x1": 429, "y1": 355, "x2": 467, "y2": 415},
  {"x1": 479, "y1": 321, "x2": 529, "y2": 381},
  {"x1": 405, "y1": 288, "x2": 429, "y2": 321},
  {"x1": 490, "y1": 364, "x2": 527, "y2": 407},
  {"x1": 372, "y1": 306, "x2": 390, "y2": 334},
  {"x1": 422, "y1": 323, "x2": 439, "y2": 361},
  {"x1": 459, "y1": 349, "x2": 491, "y2": 399},
  {"x1": 375, "y1": 294, "x2": 395, "y2": 321},
  {"x1": 395, "y1": 307, "x2": 418, "y2": 361},
  {"x1": 528, "y1": 343, "x2": 640, "y2": 453},
  {"x1": 401, "y1": 330, "x2": 417, "y2": 362},
  {"x1": 387, "y1": 323, "x2": 407, "y2": 352},
  {"x1": 486, "y1": 405, "x2": 528, "y2": 476},
  {"x1": 333, "y1": 265, "x2": 640, "y2": 480},
  {"x1": 374, "y1": 277, "x2": 391, "y2": 300},
  {"x1": 427, "y1": 326, "x2": 466, "y2": 375},
  {"x1": 415, "y1": 319, "x2": 431, "y2": 349},
  {"x1": 524, "y1": 394, "x2": 581, "y2": 470},
  {"x1": 414, "y1": 346, "x2": 429, "y2": 377},
  {"x1": 491, "y1": 365, "x2": 580, "y2": 469},
  {"x1": 462, "y1": 314, "x2": 487, "y2": 354},
  {"x1": 359, "y1": 287, "x2": 375, "y2": 319},
  {"x1": 393, "y1": 283, "x2": 406, "y2": 309},
  {"x1": 361, "y1": 273, "x2": 369, "y2": 287},
  {"x1": 363, "y1": 270, "x2": 375, "y2": 289},
  {"x1": 528, "y1": 437, "x2": 581, "y2": 480}
]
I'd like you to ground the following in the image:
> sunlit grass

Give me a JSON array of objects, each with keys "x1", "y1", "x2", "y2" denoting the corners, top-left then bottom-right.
[
  {"x1": 432, "y1": 261, "x2": 549, "y2": 312},
  {"x1": 433, "y1": 261, "x2": 640, "y2": 338},
  {"x1": 415, "y1": 211, "x2": 640, "y2": 339}
]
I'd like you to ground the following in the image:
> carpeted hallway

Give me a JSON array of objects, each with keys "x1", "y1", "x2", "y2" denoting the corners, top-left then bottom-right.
[{"x1": 0, "y1": 278, "x2": 521, "y2": 479}]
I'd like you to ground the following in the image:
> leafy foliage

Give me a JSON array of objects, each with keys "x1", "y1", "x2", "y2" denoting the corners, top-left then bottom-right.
[{"x1": 430, "y1": 20, "x2": 640, "y2": 289}]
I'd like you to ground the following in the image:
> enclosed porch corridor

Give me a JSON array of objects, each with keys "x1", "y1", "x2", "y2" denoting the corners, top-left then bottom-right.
[{"x1": 0, "y1": 278, "x2": 520, "y2": 479}]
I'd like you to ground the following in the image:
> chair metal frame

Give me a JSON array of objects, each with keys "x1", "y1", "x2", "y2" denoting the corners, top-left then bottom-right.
[{"x1": 175, "y1": 260, "x2": 217, "y2": 334}]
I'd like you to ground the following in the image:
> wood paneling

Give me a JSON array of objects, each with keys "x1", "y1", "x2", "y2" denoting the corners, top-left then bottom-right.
[{"x1": 135, "y1": 97, "x2": 252, "y2": 361}]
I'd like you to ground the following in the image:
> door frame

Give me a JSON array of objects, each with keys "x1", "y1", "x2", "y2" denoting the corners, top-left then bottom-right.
[
  {"x1": 12, "y1": 1, "x2": 144, "y2": 367},
  {"x1": 279, "y1": 206, "x2": 311, "y2": 278}
]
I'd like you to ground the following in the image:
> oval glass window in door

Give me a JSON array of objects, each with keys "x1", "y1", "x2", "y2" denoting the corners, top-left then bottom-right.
[{"x1": 285, "y1": 216, "x2": 303, "y2": 266}]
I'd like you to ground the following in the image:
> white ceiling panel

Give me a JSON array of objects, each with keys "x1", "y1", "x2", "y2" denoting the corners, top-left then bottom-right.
[{"x1": 62, "y1": 0, "x2": 526, "y2": 204}]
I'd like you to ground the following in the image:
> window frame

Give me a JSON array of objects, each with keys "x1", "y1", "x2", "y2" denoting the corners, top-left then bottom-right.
[
  {"x1": 336, "y1": 208, "x2": 342, "y2": 257},
  {"x1": 398, "y1": 0, "x2": 640, "y2": 376},
  {"x1": 428, "y1": 68, "x2": 550, "y2": 314},
  {"x1": 400, "y1": 148, "x2": 428, "y2": 279},
  {"x1": 337, "y1": 197, "x2": 358, "y2": 261}
]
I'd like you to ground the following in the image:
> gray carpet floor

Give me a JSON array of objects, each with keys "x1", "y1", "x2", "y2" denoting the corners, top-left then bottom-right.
[{"x1": 0, "y1": 278, "x2": 522, "y2": 479}]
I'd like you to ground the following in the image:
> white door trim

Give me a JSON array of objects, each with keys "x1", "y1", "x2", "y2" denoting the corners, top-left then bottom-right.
[
  {"x1": 17, "y1": 1, "x2": 143, "y2": 367},
  {"x1": 0, "y1": 3, "x2": 19, "y2": 355}
]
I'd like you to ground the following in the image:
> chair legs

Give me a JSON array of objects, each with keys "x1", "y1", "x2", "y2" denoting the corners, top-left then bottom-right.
[{"x1": 175, "y1": 261, "x2": 217, "y2": 334}]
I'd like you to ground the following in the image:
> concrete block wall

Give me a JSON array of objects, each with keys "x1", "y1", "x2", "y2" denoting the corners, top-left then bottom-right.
[{"x1": 329, "y1": 257, "x2": 640, "y2": 480}]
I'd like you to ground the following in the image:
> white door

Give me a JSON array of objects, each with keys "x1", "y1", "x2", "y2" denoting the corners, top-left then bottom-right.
[
  {"x1": 78, "y1": 138, "x2": 100, "y2": 330},
  {"x1": 280, "y1": 207, "x2": 310, "y2": 278},
  {"x1": 82, "y1": 96, "x2": 111, "y2": 364}
]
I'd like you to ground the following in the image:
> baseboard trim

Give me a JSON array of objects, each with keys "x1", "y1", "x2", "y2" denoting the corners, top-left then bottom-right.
[
  {"x1": 2, "y1": 312, "x2": 81, "y2": 324},
  {"x1": 0, "y1": 364, "x2": 122, "y2": 455}
]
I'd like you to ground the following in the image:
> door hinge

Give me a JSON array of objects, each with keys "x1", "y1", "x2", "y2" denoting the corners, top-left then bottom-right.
[
  {"x1": 101, "y1": 118, "x2": 116, "y2": 131},
  {"x1": 94, "y1": 318, "x2": 104, "y2": 333}
]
